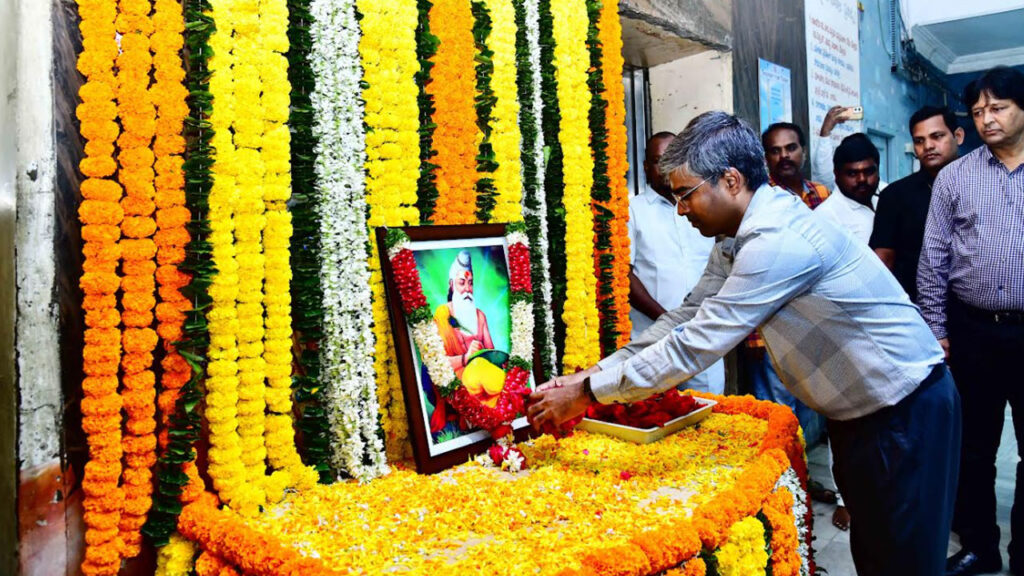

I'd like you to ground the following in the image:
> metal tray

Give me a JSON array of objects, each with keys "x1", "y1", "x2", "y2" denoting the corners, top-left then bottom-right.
[{"x1": 576, "y1": 397, "x2": 717, "y2": 444}]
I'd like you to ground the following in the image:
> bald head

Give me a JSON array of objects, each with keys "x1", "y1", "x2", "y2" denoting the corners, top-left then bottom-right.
[{"x1": 644, "y1": 132, "x2": 676, "y2": 196}]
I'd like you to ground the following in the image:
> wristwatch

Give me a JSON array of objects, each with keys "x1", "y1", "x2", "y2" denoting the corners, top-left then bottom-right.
[{"x1": 582, "y1": 376, "x2": 598, "y2": 403}]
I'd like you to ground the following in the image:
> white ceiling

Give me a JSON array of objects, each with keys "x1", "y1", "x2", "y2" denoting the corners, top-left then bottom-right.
[{"x1": 905, "y1": 2, "x2": 1024, "y2": 73}]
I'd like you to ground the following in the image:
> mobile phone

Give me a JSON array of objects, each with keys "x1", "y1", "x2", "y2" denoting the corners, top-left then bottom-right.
[{"x1": 842, "y1": 106, "x2": 864, "y2": 121}]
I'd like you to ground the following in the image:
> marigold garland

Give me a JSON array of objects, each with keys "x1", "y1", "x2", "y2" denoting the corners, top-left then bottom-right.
[
  {"x1": 115, "y1": 0, "x2": 158, "y2": 557},
  {"x1": 144, "y1": 0, "x2": 214, "y2": 546},
  {"x1": 715, "y1": 517, "x2": 769, "y2": 576},
  {"x1": 358, "y1": 0, "x2": 421, "y2": 462},
  {"x1": 550, "y1": 0, "x2": 601, "y2": 372},
  {"x1": 471, "y1": 0, "x2": 499, "y2": 222},
  {"x1": 481, "y1": 0, "x2": 523, "y2": 224},
  {"x1": 178, "y1": 493, "x2": 344, "y2": 575},
  {"x1": 77, "y1": 0, "x2": 126, "y2": 571},
  {"x1": 194, "y1": 551, "x2": 241, "y2": 576},
  {"x1": 155, "y1": 532, "x2": 198, "y2": 576},
  {"x1": 206, "y1": 0, "x2": 256, "y2": 513},
  {"x1": 176, "y1": 411, "x2": 805, "y2": 575},
  {"x1": 259, "y1": 0, "x2": 319, "y2": 494},
  {"x1": 597, "y1": 0, "x2": 632, "y2": 348},
  {"x1": 311, "y1": 0, "x2": 390, "y2": 481},
  {"x1": 764, "y1": 487, "x2": 802, "y2": 576},
  {"x1": 426, "y1": 0, "x2": 481, "y2": 225}
]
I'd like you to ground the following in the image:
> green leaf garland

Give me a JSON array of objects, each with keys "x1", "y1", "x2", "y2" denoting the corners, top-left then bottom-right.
[{"x1": 471, "y1": 1, "x2": 499, "y2": 222}]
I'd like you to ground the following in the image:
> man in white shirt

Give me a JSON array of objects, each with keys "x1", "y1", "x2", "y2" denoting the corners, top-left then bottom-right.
[
  {"x1": 815, "y1": 133, "x2": 883, "y2": 243},
  {"x1": 629, "y1": 132, "x2": 725, "y2": 394}
]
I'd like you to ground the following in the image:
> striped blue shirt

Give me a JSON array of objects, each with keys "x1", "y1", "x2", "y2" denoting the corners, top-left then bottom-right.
[
  {"x1": 593, "y1": 184, "x2": 944, "y2": 421},
  {"x1": 918, "y1": 145, "x2": 1024, "y2": 339}
]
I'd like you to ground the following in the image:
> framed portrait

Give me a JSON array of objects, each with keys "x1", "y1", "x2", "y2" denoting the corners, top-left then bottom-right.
[{"x1": 377, "y1": 224, "x2": 540, "y2": 474}]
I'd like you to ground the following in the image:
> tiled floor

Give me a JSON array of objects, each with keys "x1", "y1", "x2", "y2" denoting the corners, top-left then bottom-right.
[{"x1": 807, "y1": 406, "x2": 1019, "y2": 576}]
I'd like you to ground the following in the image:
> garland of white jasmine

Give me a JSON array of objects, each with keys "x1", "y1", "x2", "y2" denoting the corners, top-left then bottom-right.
[
  {"x1": 310, "y1": 0, "x2": 389, "y2": 481},
  {"x1": 777, "y1": 467, "x2": 812, "y2": 576},
  {"x1": 384, "y1": 224, "x2": 534, "y2": 444}
]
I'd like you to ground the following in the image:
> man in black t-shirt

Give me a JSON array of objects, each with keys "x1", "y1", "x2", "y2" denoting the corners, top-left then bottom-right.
[{"x1": 870, "y1": 106, "x2": 964, "y2": 302}]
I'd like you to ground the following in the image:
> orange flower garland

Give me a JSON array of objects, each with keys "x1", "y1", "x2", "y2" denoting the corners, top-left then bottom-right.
[
  {"x1": 115, "y1": 0, "x2": 159, "y2": 558},
  {"x1": 598, "y1": 0, "x2": 632, "y2": 348},
  {"x1": 77, "y1": 0, "x2": 126, "y2": 572},
  {"x1": 177, "y1": 493, "x2": 345, "y2": 576},
  {"x1": 426, "y1": 0, "x2": 481, "y2": 225},
  {"x1": 195, "y1": 551, "x2": 241, "y2": 576},
  {"x1": 763, "y1": 487, "x2": 802, "y2": 576}
]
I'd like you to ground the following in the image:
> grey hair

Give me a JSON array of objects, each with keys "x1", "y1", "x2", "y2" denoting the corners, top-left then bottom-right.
[{"x1": 658, "y1": 111, "x2": 769, "y2": 190}]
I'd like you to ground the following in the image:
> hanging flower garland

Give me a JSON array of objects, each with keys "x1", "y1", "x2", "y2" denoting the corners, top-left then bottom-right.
[
  {"x1": 259, "y1": 0, "x2": 319, "y2": 494},
  {"x1": 414, "y1": 0, "x2": 440, "y2": 222},
  {"x1": 538, "y1": 0, "x2": 568, "y2": 367},
  {"x1": 480, "y1": 0, "x2": 523, "y2": 224},
  {"x1": 550, "y1": 0, "x2": 601, "y2": 372},
  {"x1": 513, "y1": 0, "x2": 558, "y2": 378},
  {"x1": 358, "y1": 0, "x2": 421, "y2": 462},
  {"x1": 776, "y1": 468, "x2": 813, "y2": 576},
  {"x1": 115, "y1": 0, "x2": 159, "y2": 557},
  {"x1": 311, "y1": 0, "x2": 390, "y2": 482},
  {"x1": 77, "y1": 0, "x2": 126, "y2": 571},
  {"x1": 194, "y1": 552, "x2": 241, "y2": 576},
  {"x1": 471, "y1": 1, "x2": 499, "y2": 222},
  {"x1": 144, "y1": 0, "x2": 213, "y2": 547},
  {"x1": 206, "y1": 0, "x2": 256, "y2": 513},
  {"x1": 286, "y1": 0, "x2": 331, "y2": 482},
  {"x1": 597, "y1": 0, "x2": 632, "y2": 348},
  {"x1": 383, "y1": 225, "x2": 533, "y2": 444},
  {"x1": 426, "y1": 0, "x2": 480, "y2": 225},
  {"x1": 229, "y1": 0, "x2": 271, "y2": 494},
  {"x1": 584, "y1": 0, "x2": 619, "y2": 357},
  {"x1": 154, "y1": 533, "x2": 198, "y2": 576}
]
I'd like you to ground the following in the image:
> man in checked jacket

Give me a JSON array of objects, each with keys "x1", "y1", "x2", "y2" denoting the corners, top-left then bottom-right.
[{"x1": 528, "y1": 110, "x2": 959, "y2": 576}]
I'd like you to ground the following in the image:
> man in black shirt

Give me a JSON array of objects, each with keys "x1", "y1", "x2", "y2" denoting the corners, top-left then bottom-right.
[{"x1": 870, "y1": 106, "x2": 964, "y2": 302}]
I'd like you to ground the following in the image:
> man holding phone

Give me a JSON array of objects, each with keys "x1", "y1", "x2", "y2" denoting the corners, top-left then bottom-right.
[{"x1": 813, "y1": 105, "x2": 863, "y2": 190}]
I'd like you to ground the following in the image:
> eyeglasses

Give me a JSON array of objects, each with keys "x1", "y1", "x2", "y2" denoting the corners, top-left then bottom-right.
[{"x1": 671, "y1": 177, "x2": 710, "y2": 205}]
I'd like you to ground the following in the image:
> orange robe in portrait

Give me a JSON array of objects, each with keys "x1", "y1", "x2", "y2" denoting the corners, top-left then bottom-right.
[{"x1": 430, "y1": 304, "x2": 494, "y2": 433}]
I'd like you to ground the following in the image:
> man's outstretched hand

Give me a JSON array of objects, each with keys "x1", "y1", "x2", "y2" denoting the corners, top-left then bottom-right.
[{"x1": 526, "y1": 380, "x2": 592, "y2": 432}]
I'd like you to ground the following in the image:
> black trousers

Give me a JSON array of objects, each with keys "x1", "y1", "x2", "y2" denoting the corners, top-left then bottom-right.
[
  {"x1": 829, "y1": 365, "x2": 961, "y2": 576},
  {"x1": 949, "y1": 299, "x2": 1024, "y2": 566}
]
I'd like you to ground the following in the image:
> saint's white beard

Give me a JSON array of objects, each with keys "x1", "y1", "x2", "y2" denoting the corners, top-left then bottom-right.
[{"x1": 452, "y1": 292, "x2": 478, "y2": 335}]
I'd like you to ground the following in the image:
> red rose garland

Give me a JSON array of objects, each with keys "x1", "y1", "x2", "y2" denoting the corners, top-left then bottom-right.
[{"x1": 384, "y1": 226, "x2": 534, "y2": 445}]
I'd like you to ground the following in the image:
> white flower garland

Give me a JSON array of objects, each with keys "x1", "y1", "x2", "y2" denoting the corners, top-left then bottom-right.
[
  {"x1": 521, "y1": 0, "x2": 558, "y2": 375},
  {"x1": 775, "y1": 467, "x2": 811, "y2": 576},
  {"x1": 310, "y1": 0, "x2": 389, "y2": 482}
]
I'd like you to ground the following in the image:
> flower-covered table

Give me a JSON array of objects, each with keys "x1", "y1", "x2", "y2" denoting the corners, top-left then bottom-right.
[{"x1": 174, "y1": 394, "x2": 813, "y2": 576}]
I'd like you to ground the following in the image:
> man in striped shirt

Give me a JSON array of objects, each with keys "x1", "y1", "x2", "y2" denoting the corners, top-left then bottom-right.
[
  {"x1": 529, "y1": 111, "x2": 959, "y2": 575},
  {"x1": 919, "y1": 66, "x2": 1024, "y2": 576}
]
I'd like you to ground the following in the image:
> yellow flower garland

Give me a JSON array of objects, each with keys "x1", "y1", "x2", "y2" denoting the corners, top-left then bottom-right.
[
  {"x1": 155, "y1": 532, "x2": 197, "y2": 576},
  {"x1": 716, "y1": 516, "x2": 769, "y2": 576},
  {"x1": 229, "y1": 0, "x2": 270, "y2": 495},
  {"x1": 259, "y1": 0, "x2": 317, "y2": 491},
  {"x1": 358, "y1": 0, "x2": 421, "y2": 462},
  {"x1": 482, "y1": 0, "x2": 523, "y2": 224},
  {"x1": 206, "y1": 0, "x2": 256, "y2": 513},
  {"x1": 550, "y1": 0, "x2": 601, "y2": 372}
]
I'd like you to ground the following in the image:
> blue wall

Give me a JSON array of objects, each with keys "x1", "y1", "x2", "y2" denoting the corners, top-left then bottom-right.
[{"x1": 857, "y1": 0, "x2": 947, "y2": 182}]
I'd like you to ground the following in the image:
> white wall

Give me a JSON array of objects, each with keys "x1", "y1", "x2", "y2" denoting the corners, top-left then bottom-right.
[
  {"x1": 648, "y1": 50, "x2": 733, "y2": 134},
  {"x1": 14, "y1": 0, "x2": 60, "y2": 472}
]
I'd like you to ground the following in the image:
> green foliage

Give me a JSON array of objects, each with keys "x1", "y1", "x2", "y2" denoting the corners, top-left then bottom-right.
[
  {"x1": 415, "y1": 0, "x2": 441, "y2": 223},
  {"x1": 286, "y1": 0, "x2": 333, "y2": 484},
  {"x1": 471, "y1": 1, "x2": 499, "y2": 222}
]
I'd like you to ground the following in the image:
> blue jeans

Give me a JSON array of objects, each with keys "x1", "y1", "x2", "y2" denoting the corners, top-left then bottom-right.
[{"x1": 748, "y1": 354, "x2": 824, "y2": 446}]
